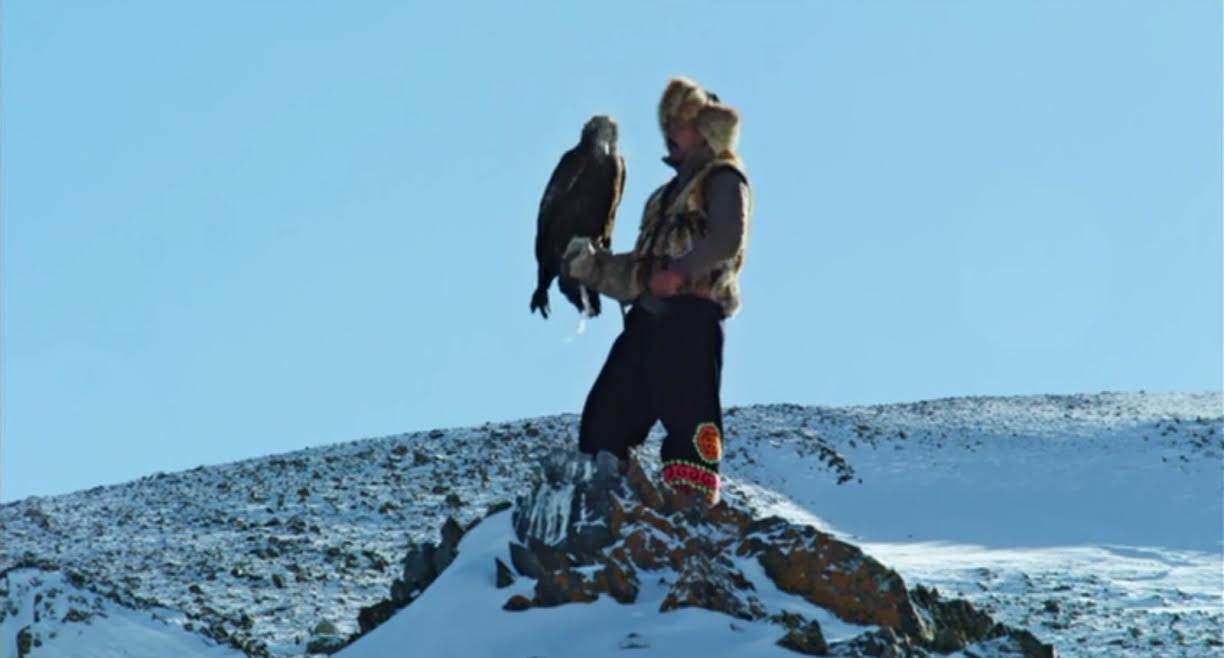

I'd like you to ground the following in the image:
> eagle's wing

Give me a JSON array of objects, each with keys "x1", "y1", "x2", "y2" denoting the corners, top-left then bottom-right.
[
  {"x1": 538, "y1": 146, "x2": 586, "y2": 226},
  {"x1": 601, "y1": 155, "x2": 626, "y2": 248}
]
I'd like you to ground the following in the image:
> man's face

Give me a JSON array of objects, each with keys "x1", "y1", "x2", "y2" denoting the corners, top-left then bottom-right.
[{"x1": 666, "y1": 118, "x2": 706, "y2": 161}]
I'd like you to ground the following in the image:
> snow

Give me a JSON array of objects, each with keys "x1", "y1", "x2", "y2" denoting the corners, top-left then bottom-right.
[
  {"x1": 1, "y1": 570, "x2": 244, "y2": 658},
  {"x1": 2, "y1": 391, "x2": 1221, "y2": 657}
]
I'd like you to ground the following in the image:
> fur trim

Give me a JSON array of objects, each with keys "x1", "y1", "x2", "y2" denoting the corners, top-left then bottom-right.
[
  {"x1": 657, "y1": 77, "x2": 741, "y2": 157},
  {"x1": 695, "y1": 104, "x2": 740, "y2": 157},
  {"x1": 658, "y1": 77, "x2": 710, "y2": 130}
]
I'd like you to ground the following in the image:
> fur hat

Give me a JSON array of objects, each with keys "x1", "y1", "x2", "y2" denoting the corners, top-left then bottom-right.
[{"x1": 658, "y1": 77, "x2": 741, "y2": 157}]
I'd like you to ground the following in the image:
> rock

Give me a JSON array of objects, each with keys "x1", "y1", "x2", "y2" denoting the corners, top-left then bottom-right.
[
  {"x1": 659, "y1": 553, "x2": 765, "y2": 621},
  {"x1": 740, "y1": 518, "x2": 925, "y2": 638},
  {"x1": 533, "y1": 570, "x2": 598, "y2": 607},
  {"x1": 910, "y1": 585, "x2": 998, "y2": 651},
  {"x1": 776, "y1": 619, "x2": 828, "y2": 655},
  {"x1": 400, "y1": 542, "x2": 437, "y2": 593},
  {"x1": 357, "y1": 599, "x2": 397, "y2": 634},
  {"x1": 16, "y1": 626, "x2": 33, "y2": 658},
  {"x1": 433, "y1": 536, "x2": 460, "y2": 574},
  {"x1": 62, "y1": 608, "x2": 91, "y2": 623},
  {"x1": 509, "y1": 542, "x2": 547, "y2": 579},
  {"x1": 503, "y1": 594, "x2": 532, "y2": 611},
  {"x1": 305, "y1": 634, "x2": 348, "y2": 655},
  {"x1": 619, "y1": 632, "x2": 650, "y2": 649},
  {"x1": 592, "y1": 559, "x2": 639, "y2": 604},
  {"x1": 413, "y1": 450, "x2": 430, "y2": 465},
  {"x1": 312, "y1": 620, "x2": 339, "y2": 636},
  {"x1": 495, "y1": 558, "x2": 515, "y2": 588},
  {"x1": 272, "y1": 573, "x2": 286, "y2": 589}
]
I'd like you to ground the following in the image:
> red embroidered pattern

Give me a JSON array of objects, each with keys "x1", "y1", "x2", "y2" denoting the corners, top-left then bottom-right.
[
  {"x1": 662, "y1": 461, "x2": 720, "y2": 496},
  {"x1": 693, "y1": 422, "x2": 722, "y2": 463}
]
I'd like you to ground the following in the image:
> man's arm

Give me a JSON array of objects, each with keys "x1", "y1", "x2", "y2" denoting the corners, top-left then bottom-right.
[
  {"x1": 667, "y1": 168, "x2": 748, "y2": 275},
  {"x1": 562, "y1": 239, "x2": 642, "y2": 303}
]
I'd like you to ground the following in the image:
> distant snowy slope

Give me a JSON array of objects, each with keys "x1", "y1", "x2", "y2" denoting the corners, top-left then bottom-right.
[{"x1": 2, "y1": 391, "x2": 1221, "y2": 657}]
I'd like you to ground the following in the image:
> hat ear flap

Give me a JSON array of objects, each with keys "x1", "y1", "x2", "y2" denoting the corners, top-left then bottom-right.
[{"x1": 695, "y1": 104, "x2": 740, "y2": 157}]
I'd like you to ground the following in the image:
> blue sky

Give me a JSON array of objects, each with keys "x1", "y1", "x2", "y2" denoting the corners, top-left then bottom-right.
[{"x1": 3, "y1": 1, "x2": 1220, "y2": 501}]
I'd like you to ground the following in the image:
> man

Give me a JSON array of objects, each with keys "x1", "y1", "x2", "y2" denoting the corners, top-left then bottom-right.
[{"x1": 562, "y1": 77, "x2": 752, "y2": 504}]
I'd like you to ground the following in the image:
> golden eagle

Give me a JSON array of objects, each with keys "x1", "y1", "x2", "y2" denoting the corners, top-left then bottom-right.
[{"x1": 531, "y1": 115, "x2": 625, "y2": 319}]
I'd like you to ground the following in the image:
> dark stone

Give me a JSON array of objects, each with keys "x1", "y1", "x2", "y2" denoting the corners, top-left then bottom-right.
[
  {"x1": 910, "y1": 585, "x2": 998, "y2": 651},
  {"x1": 305, "y1": 634, "x2": 348, "y2": 655},
  {"x1": 357, "y1": 599, "x2": 397, "y2": 634},
  {"x1": 503, "y1": 594, "x2": 532, "y2": 611},
  {"x1": 509, "y1": 542, "x2": 547, "y2": 579},
  {"x1": 390, "y1": 578, "x2": 414, "y2": 606},
  {"x1": 660, "y1": 554, "x2": 766, "y2": 621},
  {"x1": 400, "y1": 542, "x2": 437, "y2": 592},
  {"x1": 486, "y1": 500, "x2": 512, "y2": 517},
  {"x1": 526, "y1": 537, "x2": 571, "y2": 572},
  {"x1": 777, "y1": 620, "x2": 829, "y2": 655},
  {"x1": 1006, "y1": 629, "x2": 1058, "y2": 658},
  {"x1": 593, "y1": 560, "x2": 639, "y2": 604},
  {"x1": 534, "y1": 570, "x2": 598, "y2": 607},
  {"x1": 495, "y1": 558, "x2": 515, "y2": 588},
  {"x1": 16, "y1": 627, "x2": 32, "y2": 658},
  {"x1": 272, "y1": 573, "x2": 286, "y2": 589},
  {"x1": 440, "y1": 516, "x2": 466, "y2": 548}
]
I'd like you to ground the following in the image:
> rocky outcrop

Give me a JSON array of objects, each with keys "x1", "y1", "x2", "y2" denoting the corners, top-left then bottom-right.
[{"x1": 501, "y1": 450, "x2": 1056, "y2": 658}]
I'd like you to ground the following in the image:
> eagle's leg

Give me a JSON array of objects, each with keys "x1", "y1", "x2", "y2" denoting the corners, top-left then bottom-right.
[
  {"x1": 530, "y1": 267, "x2": 553, "y2": 319},
  {"x1": 582, "y1": 286, "x2": 602, "y2": 317}
]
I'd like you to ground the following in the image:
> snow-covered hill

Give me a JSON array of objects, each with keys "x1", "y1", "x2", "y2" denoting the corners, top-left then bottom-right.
[{"x1": 2, "y1": 391, "x2": 1221, "y2": 657}]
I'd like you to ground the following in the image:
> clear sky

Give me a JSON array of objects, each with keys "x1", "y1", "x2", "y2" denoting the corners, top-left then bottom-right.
[{"x1": 3, "y1": 1, "x2": 1220, "y2": 502}]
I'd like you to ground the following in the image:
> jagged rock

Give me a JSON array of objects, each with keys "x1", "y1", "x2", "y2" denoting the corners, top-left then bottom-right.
[
  {"x1": 910, "y1": 585, "x2": 996, "y2": 651},
  {"x1": 828, "y1": 627, "x2": 925, "y2": 658},
  {"x1": 501, "y1": 450, "x2": 1054, "y2": 656},
  {"x1": 533, "y1": 569, "x2": 597, "y2": 607},
  {"x1": 495, "y1": 558, "x2": 515, "y2": 588},
  {"x1": 592, "y1": 559, "x2": 639, "y2": 604},
  {"x1": 659, "y1": 553, "x2": 765, "y2": 621},
  {"x1": 739, "y1": 517, "x2": 924, "y2": 638},
  {"x1": 349, "y1": 515, "x2": 471, "y2": 641},
  {"x1": 357, "y1": 599, "x2": 397, "y2": 634},
  {"x1": 432, "y1": 517, "x2": 465, "y2": 573},
  {"x1": 776, "y1": 619, "x2": 828, "y2": 655},
  {"x1": 400, "y1": 542, "x2": 437, "y2": 594},
  {"x1": 508, "y1": 542, "x2": 547, "y2": 579}
]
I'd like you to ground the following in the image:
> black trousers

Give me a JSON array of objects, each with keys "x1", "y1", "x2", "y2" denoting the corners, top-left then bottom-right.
[{"x1": 578, "y1": 295, "x2": 726, "y2": 499}]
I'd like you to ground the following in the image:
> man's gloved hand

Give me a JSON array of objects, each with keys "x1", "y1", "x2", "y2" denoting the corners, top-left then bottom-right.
[
  {"x1": 561, "y1": 237, "x2": 643, "y2": 303},
  {"x1": 562, "y1": 236, "x2": 602, "y2": 287}
]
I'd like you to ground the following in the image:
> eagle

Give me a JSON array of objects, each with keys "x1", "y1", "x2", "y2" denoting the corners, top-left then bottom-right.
[{"x1": 531, "y1": 115, "x2": 626, "y2": 319}]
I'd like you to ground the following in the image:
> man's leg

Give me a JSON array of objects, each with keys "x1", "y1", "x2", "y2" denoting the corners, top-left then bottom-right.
[
  {"x1": 646, "y1": 297, "x2": 726, "y2": 502},
  {"x1": 578, "y1": 311, "x2": 657, "y2": 460}
]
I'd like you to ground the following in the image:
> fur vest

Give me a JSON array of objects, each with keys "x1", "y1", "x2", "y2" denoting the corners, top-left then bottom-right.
[{"x1": 633, "y1": 157, "x2": 752, "y2": 317}]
